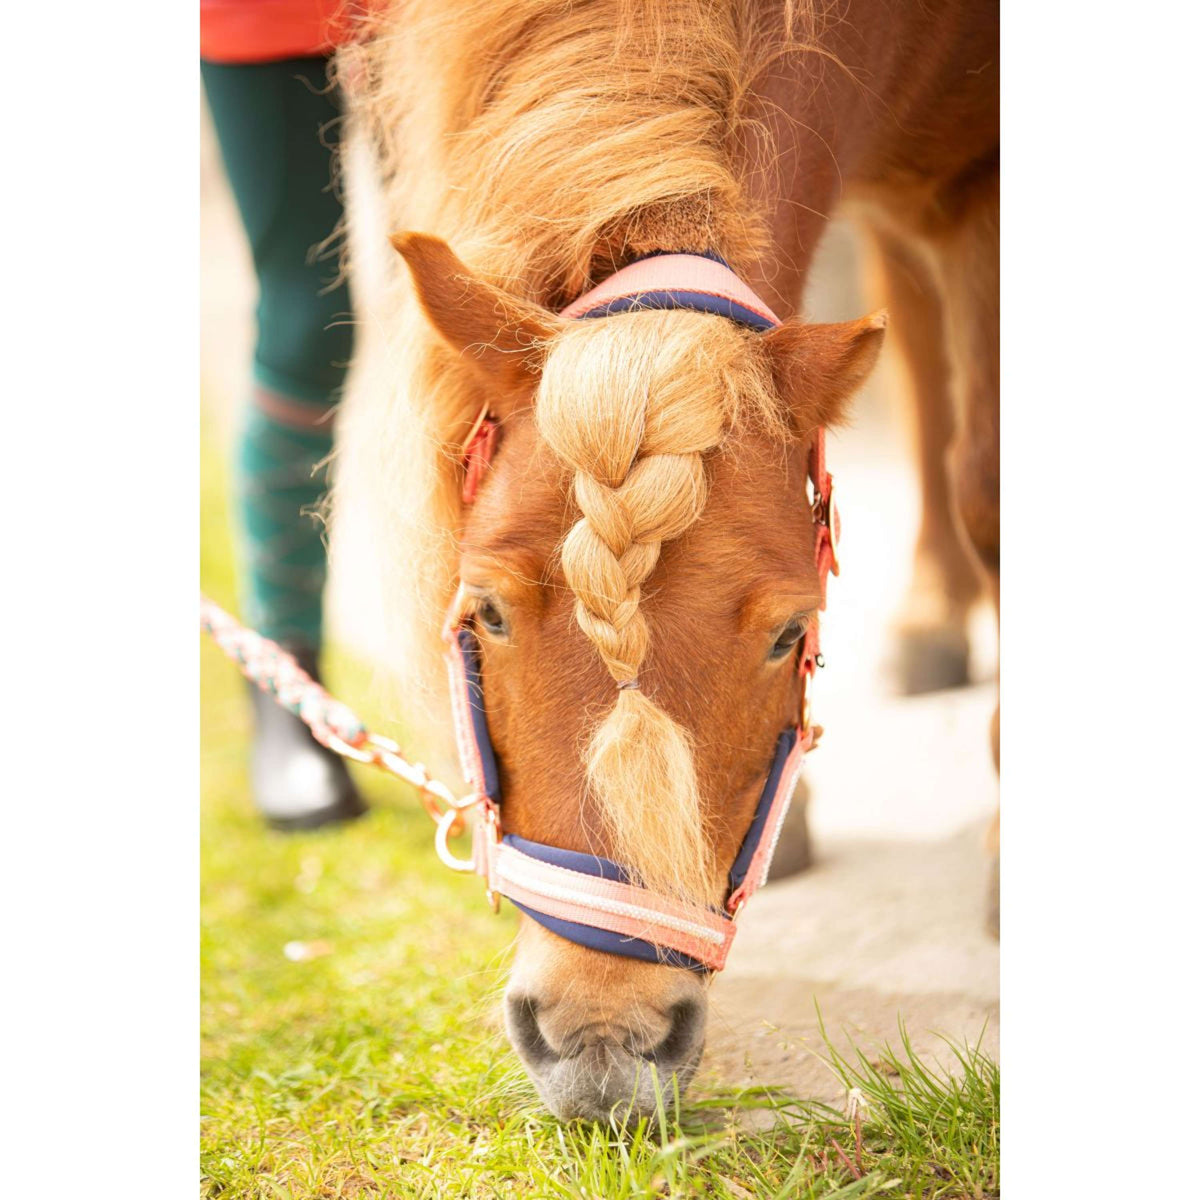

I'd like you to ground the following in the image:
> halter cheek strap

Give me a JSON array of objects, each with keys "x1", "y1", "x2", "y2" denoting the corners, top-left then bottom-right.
[{"x1": 445, "y1": 253, "x2": 838, "y2": 973}]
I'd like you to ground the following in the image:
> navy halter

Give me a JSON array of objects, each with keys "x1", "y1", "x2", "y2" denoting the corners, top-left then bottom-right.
[
  {"x1": 569, "y1": 251, "x2": 778, "y2": 332},
  {"x1": 443, "y1": 250, "x2": 831, "y2": 972},
  {"x1": 452, "y1": 627, "x2": 801, "y2": 972}
]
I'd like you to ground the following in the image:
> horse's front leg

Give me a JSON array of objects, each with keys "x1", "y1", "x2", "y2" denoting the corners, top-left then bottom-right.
[
  {"x1": 860, "y1": 222, "x2": 983, "y2": 695},
  {"x1": 931, "y1": 168, "x2": 1000, "y2": 936}
]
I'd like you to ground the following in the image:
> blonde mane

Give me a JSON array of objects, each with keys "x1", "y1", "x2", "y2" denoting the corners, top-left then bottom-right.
[
  {"x1": 538, "y1": 314, "x2": 781, "y2": 898},
  {"x1": 334, "y1": 0, "x2": 808, "y2": 900}
]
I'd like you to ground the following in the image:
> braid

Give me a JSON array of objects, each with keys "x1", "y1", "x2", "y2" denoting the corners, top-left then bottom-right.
[
  {"x1": 536, "y1": 311, "x2": 774, "y2": 900},
  {"x1": 563, "y1": 443, "x2": 711, "y2": 683}
]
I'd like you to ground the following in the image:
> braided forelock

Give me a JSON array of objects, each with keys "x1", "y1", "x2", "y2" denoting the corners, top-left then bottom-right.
[{"x1": 536, "y1": 310, "x2": 779, "y2": 902}]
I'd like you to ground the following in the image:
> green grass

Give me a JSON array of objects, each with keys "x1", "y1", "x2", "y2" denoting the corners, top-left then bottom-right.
[{"x1": 201, "y1": 414, "x2": 999, "y2": 1198}]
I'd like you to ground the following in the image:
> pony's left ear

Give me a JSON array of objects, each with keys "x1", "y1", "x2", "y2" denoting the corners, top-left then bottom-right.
[
  {"x1": 390, "y1": 232, "x2": 559, "y2": 408},
  {"x1": 763, "y1": 311, "x2": 888, "y2": 434}
]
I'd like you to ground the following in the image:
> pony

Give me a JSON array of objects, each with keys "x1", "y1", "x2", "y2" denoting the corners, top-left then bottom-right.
[{"x1": 332, "y1": 0, "x2": 998, "y2": 1120}]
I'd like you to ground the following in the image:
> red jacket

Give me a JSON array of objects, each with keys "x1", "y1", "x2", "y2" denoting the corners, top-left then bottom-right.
[{"x1": 200, "y1": 1, "x2": 368, "y2": 63}]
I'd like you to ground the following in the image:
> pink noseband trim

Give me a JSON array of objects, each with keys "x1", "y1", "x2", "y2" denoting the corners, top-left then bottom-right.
[{"x1": 482, "y1": 840, "x2": 737, "y2": 971}]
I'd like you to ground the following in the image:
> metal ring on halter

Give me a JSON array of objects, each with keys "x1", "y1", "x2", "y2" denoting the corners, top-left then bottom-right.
[
  {"x1": 438, "y1": 790, "x2": 485, "y2": 840},
  {"x1": 810, "y1": 489, "x2": 825, "y2": 525},
  {"x1": 435, "y1": 807, "x2": 478, "y2": 872}
]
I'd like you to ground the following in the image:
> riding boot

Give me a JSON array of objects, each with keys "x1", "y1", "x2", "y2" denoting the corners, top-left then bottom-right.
[{"x1": 248, "y1": 645, "x2": 367, "y2": 831}]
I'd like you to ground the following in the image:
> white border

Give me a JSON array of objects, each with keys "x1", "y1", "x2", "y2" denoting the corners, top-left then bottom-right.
[
  {"x1": 6, "y1": 3, "x2": 197, "y2": 1194},
  {"x1": 1003, "y1": 3, "x2": 1200, "y2": 1193}
]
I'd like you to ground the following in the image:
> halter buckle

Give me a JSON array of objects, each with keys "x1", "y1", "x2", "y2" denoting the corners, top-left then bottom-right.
[
  {"x1": 480, "y1": 805, "x2": 502, "y2": 913},
  {"x1": 461, "y1": 406, "x2": 497, "y2": 504},
  {"x1": 812, "y1": 475, "x2": 839, "y2": 577}
]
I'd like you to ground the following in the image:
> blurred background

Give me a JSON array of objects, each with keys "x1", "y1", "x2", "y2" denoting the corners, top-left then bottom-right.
[{"x1": 201, "y1": 101, "x2": 998, "y2": 1107}]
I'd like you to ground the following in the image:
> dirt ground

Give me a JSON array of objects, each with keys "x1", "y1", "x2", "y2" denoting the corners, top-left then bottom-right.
[{"x1": 201, "y1": 111, "x2": 999, "y2": 1103}]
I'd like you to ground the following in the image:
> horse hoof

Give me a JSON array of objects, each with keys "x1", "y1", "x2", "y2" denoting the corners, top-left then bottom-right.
[
  {"x1": 768, "y1": 776, "x2": 813, "y2": 880},
  {"x1": 889, "y1": 625, "x2": 971, "y2": 695}
]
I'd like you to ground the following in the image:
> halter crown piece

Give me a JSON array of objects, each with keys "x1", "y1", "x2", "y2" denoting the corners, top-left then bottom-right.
[{"x1": 446, "y1": 253, "x2": 840, "y2": 972}]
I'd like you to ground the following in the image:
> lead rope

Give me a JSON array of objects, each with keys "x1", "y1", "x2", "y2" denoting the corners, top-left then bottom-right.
[{"x1": 200, "y1": 595, "x2": 482, "y2": 855}]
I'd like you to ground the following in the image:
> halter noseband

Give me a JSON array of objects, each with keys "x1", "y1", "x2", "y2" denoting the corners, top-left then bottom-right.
[{"x1": 444, "y1": 253, "x2": 839, "y2": 972}]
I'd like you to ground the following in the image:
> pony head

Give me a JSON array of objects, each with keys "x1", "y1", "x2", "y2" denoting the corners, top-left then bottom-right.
[{"x1": 391, "y1": 232, "x2": 884, "y2": 1120}]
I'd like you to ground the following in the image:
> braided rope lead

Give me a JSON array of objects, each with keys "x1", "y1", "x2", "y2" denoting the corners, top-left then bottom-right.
[
  {"x1": 200, "y1": 595, "x2": 368, "y2": 749},
  {"x1": 199, "y1": 595, "x2": 472, "y2": 828}
]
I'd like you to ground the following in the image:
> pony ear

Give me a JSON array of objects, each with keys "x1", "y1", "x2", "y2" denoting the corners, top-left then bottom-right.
[
  {"x1": 763, "y1": 311, "x2": 888, "y2": 434},
  {"x1": 390, "y1": 232, "x2": 558, "y2": 403}
]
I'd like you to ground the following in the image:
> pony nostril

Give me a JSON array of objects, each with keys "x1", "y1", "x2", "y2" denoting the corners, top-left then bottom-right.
[
  {"x1": 505, "y1": 994, "x2": 559, "y2": 1067},
  {"x1": 505, "y1": 989, "x2": 708, "y2": 1120},
  {"x1": 649, "y1": 999, "x2": 705, "y2": 1067}
]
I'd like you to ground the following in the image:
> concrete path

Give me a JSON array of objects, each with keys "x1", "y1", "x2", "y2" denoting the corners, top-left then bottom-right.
[
  {"x1": 705, "y1": 671, "x2": 1000, "y2": 1104},
  {"x1": 706, "y1": 814, "x2": 998, "y2": 1104}
]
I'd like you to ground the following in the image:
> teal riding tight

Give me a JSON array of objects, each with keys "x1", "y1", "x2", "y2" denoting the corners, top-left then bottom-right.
[{"x1": 202, "y1": 56, "x2": 353, "y2": 649}]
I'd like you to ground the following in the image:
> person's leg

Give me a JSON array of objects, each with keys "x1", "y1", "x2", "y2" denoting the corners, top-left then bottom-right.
[{"x1": 202, "y1": 55, "x2": 364, "y2": 828}]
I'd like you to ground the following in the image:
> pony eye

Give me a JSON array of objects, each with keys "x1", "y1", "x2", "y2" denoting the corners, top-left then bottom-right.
[
  {"x1": 769, "y1": 618, "x2": 807, "y2": 662},
  {"x1": 475, "y1": 597, "x2": 509, "y2": 638}
]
